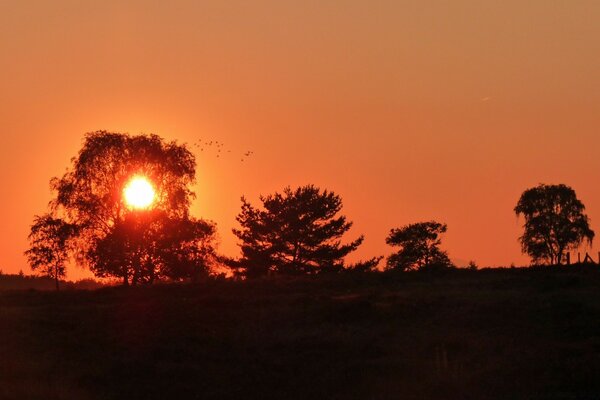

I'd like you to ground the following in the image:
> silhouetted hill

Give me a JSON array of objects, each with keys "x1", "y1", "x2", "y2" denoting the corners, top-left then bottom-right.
[{"x1": 1, "y1": 267, "x2": 600, "y2": 399}]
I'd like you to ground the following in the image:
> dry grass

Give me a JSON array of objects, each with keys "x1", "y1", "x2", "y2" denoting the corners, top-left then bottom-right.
[{"x1": 1, "y1": 267, "x2": 600, "y2": 399}]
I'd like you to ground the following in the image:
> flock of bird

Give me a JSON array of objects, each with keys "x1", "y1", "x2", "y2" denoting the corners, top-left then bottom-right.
[{"x1": 193, "y1": 139, "x2": 254, "y2": 162}]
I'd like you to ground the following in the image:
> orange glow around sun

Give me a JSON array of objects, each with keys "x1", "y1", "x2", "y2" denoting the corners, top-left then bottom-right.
[{"x1": 123, "y1": 176, "x2": 156, "y2": 210}]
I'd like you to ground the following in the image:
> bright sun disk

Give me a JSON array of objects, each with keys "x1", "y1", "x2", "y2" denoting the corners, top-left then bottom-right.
[{"x1": 124, "y1": 176, "x2": 156, "y2": 209}]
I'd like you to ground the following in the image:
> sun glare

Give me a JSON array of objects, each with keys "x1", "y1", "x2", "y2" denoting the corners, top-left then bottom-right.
[{"x1": 124, "y1": 176, "x2": 156, "y2": 210}]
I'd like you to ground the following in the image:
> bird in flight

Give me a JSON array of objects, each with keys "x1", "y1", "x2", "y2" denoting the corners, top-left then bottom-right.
[{"x1": 194, "y1": 138, "x2": 254, "y2": 162}]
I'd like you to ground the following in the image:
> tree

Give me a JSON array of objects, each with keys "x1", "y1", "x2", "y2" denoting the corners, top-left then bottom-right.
[
  {"x1": 385, "y1": 221, "x2": 454, "y2": 271},
  {"x1": 32, "y1": 131, "x2": 217, "y2": 285},
  {"x1": 25, "y1": 214, "x2": 79, "y2": 290},
  {"x1": 86, "y1": 210, "x2": 217, "y2": 284},
  {"x1": 233, "y1": 185, "x2": 365, "y2": 277},
  {"x1": 515, "y1": 183, "x2": 594, "y2": 265}
]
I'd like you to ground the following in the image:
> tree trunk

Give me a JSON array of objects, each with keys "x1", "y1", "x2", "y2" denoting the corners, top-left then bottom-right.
[
  {"x1": 132, "y1": 260, "x2": 140, "y2": 286},
  {"x1": 556, "y1": 243, "x2": 567, "y2": 265},
  {"x1": 148, "y1": 262, "x2": 155, "y2": 284},
  {"x1": 55, "y1": 265, "x2": 60, "y2": 291},
  {"x1": 131, "y1": 249, "x2": 141, "y2": 286}
]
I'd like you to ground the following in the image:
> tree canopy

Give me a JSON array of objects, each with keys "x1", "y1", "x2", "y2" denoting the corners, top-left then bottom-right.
[
  {"x1": 27, "y1": 131, "x2": 217, "y2": 284},
  {"x1": 386, "y1": 221, "x2": 454, "y2": 271},
  {"x1": 515, "y1": 183, "x2": 594, "y2": 265},
  {"x1": 232, "y1": 185, "x2": 366, "y2": 277},
  {"x1": 25, "y1": 214, "x2": 79, "y2": 290}
]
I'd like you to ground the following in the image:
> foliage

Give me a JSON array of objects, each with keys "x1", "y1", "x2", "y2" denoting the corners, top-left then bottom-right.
[
  {"x1": 87, "y1": 210, "x2": 217, "y2": 284},
  {"x1": 515, "y1": 184, "x2": 594, "y2": 265},
  {"x1": 385, "y1": 221, "x2": 454, "y2": 271},
  {"x1": 0, "y1": 273, "x2": 104, "y2": 291},
  {"x1": 233, "y1": 185, "x2": 365, "y2": 277},
  {"x1": 25, "y1": 214, "x2": 79, "y2": 290},
  {"x1": 467, "y1": 260, "x2": 478, "y2": 271},
  {"x1": 33, "y1": 131, "x2": 217, "y2": 284},
  {"x1": 345, "y1": 256, "x2": 384, "y2": 272}
]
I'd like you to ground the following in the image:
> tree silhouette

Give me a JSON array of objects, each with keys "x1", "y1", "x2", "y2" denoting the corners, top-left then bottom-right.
[
  {"x1": 34, "y1": 131, "x2": 216, "y2": 285},
  {"x1": 25, "y1": 214, "x2": 79, "y2": 290},
  {"x1": 88, "y1": 211, "x2": 217, "y2": 284},
  {"x1": 386, "y1": 221, "x2": 454, "y2": 271},
  {"x1": 233, "y1": 185, "x2": 365, "y2": 277},
  {"x1": 515, "y1": 184, "x2": 594, "y2": 265}
]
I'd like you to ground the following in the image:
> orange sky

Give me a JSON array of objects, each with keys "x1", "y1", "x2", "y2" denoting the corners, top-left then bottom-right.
[{"x1": 1, "y1": 1, "x2": 599, "y2": 278}]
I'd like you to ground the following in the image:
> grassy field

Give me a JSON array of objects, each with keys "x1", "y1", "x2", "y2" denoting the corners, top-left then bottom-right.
[{"x1": 1, "y1": 267, "x2": 600, "y2": 399}]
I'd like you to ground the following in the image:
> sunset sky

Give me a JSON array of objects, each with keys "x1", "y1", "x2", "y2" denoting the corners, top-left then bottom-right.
[{"x1": 1, "y1": 1, "x2": 599, "y2": 277}]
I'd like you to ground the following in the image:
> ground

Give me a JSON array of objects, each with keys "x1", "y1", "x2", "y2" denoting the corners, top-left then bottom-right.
[{"x1": 1, "y1": 267, "x2": 600, "y2": 399}]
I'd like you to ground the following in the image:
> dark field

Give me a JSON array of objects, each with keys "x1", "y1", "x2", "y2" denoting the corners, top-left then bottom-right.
[{"x1": 2, "y1": 268, "x2": 600, "y2": 399}]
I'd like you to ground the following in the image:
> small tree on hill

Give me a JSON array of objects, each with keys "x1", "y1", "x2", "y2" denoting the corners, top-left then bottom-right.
[
  {"x1": 25, "y1": 214, "x2": 79, "y2": 290},
  {"x1": 515, "y1": 183, "x2": 594, "y2": 265},
  {"x1": 386, "y1": 221, "x2": 454, "y2": 271},
  {"x1": 233, "y1": 185, "x2": 366, "y2": 277}
]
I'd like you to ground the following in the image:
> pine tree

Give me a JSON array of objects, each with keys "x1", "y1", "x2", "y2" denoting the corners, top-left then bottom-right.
[{"x1": 233, "y1": 185, "x2": 364, "y2": 277}]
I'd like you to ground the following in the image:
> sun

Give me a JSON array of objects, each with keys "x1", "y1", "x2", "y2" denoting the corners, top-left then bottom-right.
[{"x1": 123, "y1": 176, "x2": 156, "y2": 210}]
